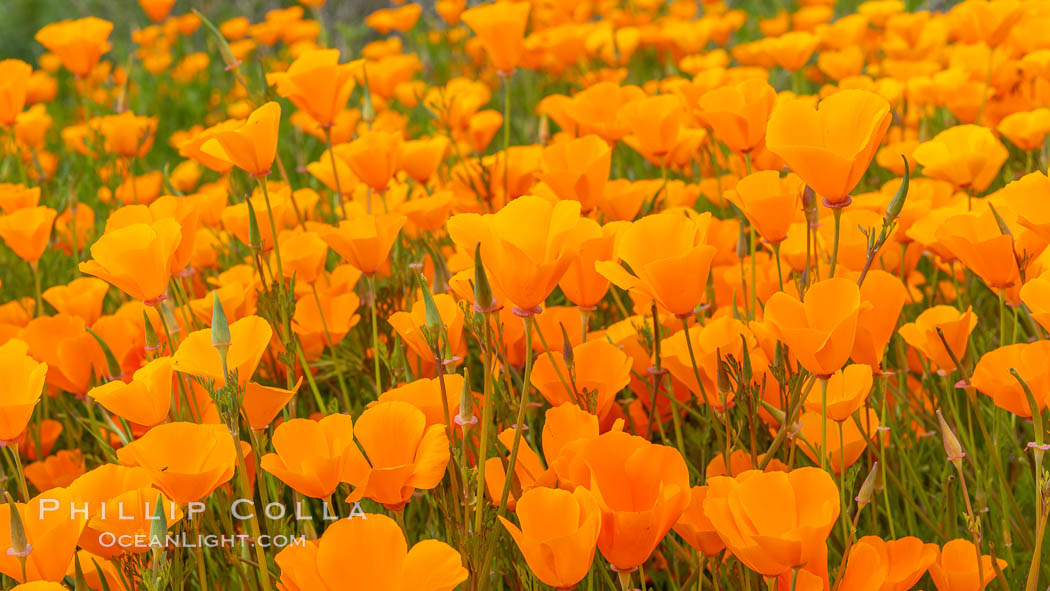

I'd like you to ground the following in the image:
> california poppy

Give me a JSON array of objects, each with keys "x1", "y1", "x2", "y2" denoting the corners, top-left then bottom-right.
[
  {"x1": 912, "y1": 125, "x2": 1007, "y2": 193},
  {"x1": 0, "y1": 205, "x2": 57, "y2": 263},
  {"x1": 79, "y1": 219, "x2": 181, "y2": 304},
  {"x1": 928, "y1": 539, "x2": 1008, "y2": 591},
  {"x1": 34, "y1": 17, "x2": 113, "y2": 77},
  {"x1": 116, "y1": 422, "x2": 237, "y2": 504},
  {"x1": 87, "y1": 355, "x2": 172, "y2": 428},
  {"x1": 697, "y1": 77, "x2": 776, "y2": 154},
  {"x1": 763, "y1": 277, "x2": 860, "y2": 377},
  {"x1": 317, "y1": 213, "x2": 406, "y2": 276},
  {"x1": 532, "y1": 339, "x2": 631, "y2": 420},
  {"x1": 538, "y1": 134, "x2": 611, "y2": 213},
  {"x1": 261, "y1": 414, "x2": 361, "y2": 498},
  {"x1": 971, "y1": 341, "x2": 1050, "y2": 418},
  {"x1": 726, "y1": 171, "x2": 803, "y2": 244},
  {"x1": 201, "y1": 101, "x2": 282, "y2": 178},
  {"x1": 838, "y1": 536, "x2": 939, "y2": 591},
  {"x1": 898, "y1": 306, "x2": 977, "y2": 373},
  {"x1": 172, "y1": 315, "x2": 273, "y2": 386},
  {"x1": 268, "y1": 49, "x2": 355, "y2": 128},
  {"x1": 335, "y1": 130, "x2": 401, "y2": 192},
  {"x1": 0, "y1": 59, "x2": 32, "y2": 126},
  {"x1": 802, "y1": 363, "x2": 873, "y2": 421},
  {"x1": 0, "y1": 338, "x2": 47, "y2": 444},
  {"x1": 461, "y1": 1, "x2": 531, "y2": 74}
]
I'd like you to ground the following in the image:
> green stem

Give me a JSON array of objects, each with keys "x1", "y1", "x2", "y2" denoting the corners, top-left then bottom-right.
[
  {"x1": 369, "y1": 275, "x2": 382, "y2": 396},
  {"x1": 257, "y1": 179, "x2": 284, "y2": 284},
  {"x1": 829, "y1": 207, "x2": 843, "y2": 278},
  {"x1": 323, "y1": 126, "x2": 348, "y2": 220},
  {"x1": 496, "y1": 315, "x2": 535, "y2": 515}
]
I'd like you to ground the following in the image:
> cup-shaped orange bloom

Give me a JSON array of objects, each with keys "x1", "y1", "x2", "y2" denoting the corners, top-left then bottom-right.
[
  {"x1": 0, "y1": 205, "x2": 56, "y2": 263},
  {"x1": 0, "y1": 339, "x2": 47, "y2": 443},
  {"x1": 139, "y1": 0, "x2": 176, "y2": 21},
  {"x1": 366, "y1": 4, "x2": 423, "y2": 34},
  {"x1": 389, "y1": 292, "x2": 465, "y2": 372},
  {"x1": 172, "y1": 315, "x2": 273, "y2": 386},
  {"x1": 1000, "y1": 172, "x2": 1050, "y2": 242},
  {"x1": 399, "y1": 136, "x2": 449, "y2": 184},
  {"x1": 898, "y1": 306, "x2": 977, "y2": 373},
  {"x1": 697, "y1": 78, "x2": 776, "y2": 154},
  {"x1": 838, "y1": 536, "x2": 939, "y2": 591},
  {"x1": 344, "y1": 400, "x2": 450, "y2": 509},
  {"x1": 375, "y1": 374, "x2": 466, "y2": 428},
  {"x1": 539, "y1": 134, "x2": 611, "y2": 213},
  {"x1": 499, "y1": 486, "x2": 601, "y2": 589},
  {"x1": 559, "y1": 218, "x2": 618, "y2": 309},
  {"x1": 275, "y1": 513, "x2": 468, "y2": 591},
  {"x1": 532, "y1": 339, "x2": 631, "y2": 421},
  {"x1": 928, "y1": 539, "x2": 1008, "y2": 591},
  {"x1": 596, "y1": 212, "x2": 717, "y2": 318},
  {"x1": 704, "y1": 467, "x2": 839, "y2": 578},
  {"x1": 68, "y1": 464, "x2": 158, "y2": 556},
  {"x1": 798, "y1": 408, "x2": 881, "y2": 474},
  {"x1": 261, "y1": 414, "x2": 362, "y2": 498},
  {"x1": 852, "y1": 270, "x2": 907, "y2": 370},
  {"x1": 567, "y1": 431, "x2": 691, "y2": 572},
  {"x1": 41, "y1": 277, "x2": 108, "y2": 325},
  {"x1": 766, "y1": 89, "x2": 891, "y2": 205},
  {"x1": 618, "y1": 94, "x2": 684, "y2": 157},
  {"x1": 117, "y1": 422, "x2": 237, "y2": 504},
  {"x1": 78, "y1": 218, "x2": 181, "y2": 304},
  {"x1": 87, "y1": 356, "x2": 172, "y2": 428},
  {"x1": 293, "y1": 291, "x2": 361, "y2": 358},
  {"x1": 242, "y1": 378, "x2": 300, "y2": 431},
  {"x1": 674, "y1": 485, "x2": 726, "y2": 557},
  {"x1": 935, "y1": 210, "x2": 1020, "y2": 290},
  {"x1": 317, "y1": 213, "x2": 406, "y2": 276},
  {"x1": 34, "y1": 17, "x2": 112, "y2": 77},
  {"x1": 461, "y1": 1, "x2": 531, "y2": 74},
  {"x1": 765, "y1": 31, "x2": 819, "y2": 71},
  {"x1": 0, "y1": 59, "x2": 32, "y2": 126},
  {"x1": 0, "y1": 489, "x2": 88, "y2": 583},
  {"x1": 268, "y1": 49, "x2": 355, "y2": 128},
  {"x1": 971, "y1": 341, "x2": 1050, "y2": 418},
  {"x1": 201, "y1": 101, "x2": 281, "y2": 177},
  {"x1": 1020, "y1": 274, "x2": 1050, "y2": 334},
  {"x1": 99, "y1": 111, "x2": 157, "y2": 159},
  {"x1": 763, "y1": 277, "x2": 860, "y2": 377},
  {"x1": 997, "y1": 108, "x2": 1050, "y2": 152},
  {"x1": 726, "y1": 171, "x2": 803, "y2": 244},
  {"x1": 448, "y1": 195, "x2": 582, "y2": 312},
  {"x1": 912, "y1": 125, "x2": 1007, "y2": 193},
  {"x1": 949, "y1": 0, "x2": 1023, "y2": 47},
  {"x1": 335, "y1": 130, "x2": 401, "y2": 191},
  {"x1": 803, "y1": 363, "x2": 872, "y2": 421}
]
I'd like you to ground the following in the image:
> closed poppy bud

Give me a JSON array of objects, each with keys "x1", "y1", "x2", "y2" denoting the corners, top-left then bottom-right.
[
  {"x1": 725, "y1": 171, "x2": 803, "y2": 244},
  {"x1": 268, "y1": 49, "x2": 355, "y2": 128},
  {"x1": 461, "y1": 1, "x2": 531, "y2": 74},
  {"x1": 200, "y1": 101, "x2": 281, "y2": 178},
  {"x1": 912, "y1": 125, "x2": 1007, "y2": 193},
  {"x1": 343, "y1": 400, "x2": 450, "y2": 510},
  {"x1": 928, "y1": 538, "x2": 1008, "y2": 590},
  {"x1": 898, "y1": 306, "x2": 976, "y2": 372},
  {"x1": 0, "y1": 206, "x2": 57, "y2": 263},
  {"x1": 498, "y1": 486, "x2": 602, "y2": 590},
  {"x1": 335, "y1": 130, "x2": 401, "y2": 191},
  {"x1": 473, "y1": 245, "x2": 496, "y2": 312},
  {"x1": 87, "y1": 356, "x2": 173, "y2": 428},
  {"x1": 34, "y1": 17, "x2": 113, "y2": 77},
  {"x1": 618, "y1": 94, "x2": 684, "y2": 157},
  {"x1": 803, "y1": 363, "x2": 873, "y2": 421},
  {"x1": 697, "y1": 78, "x2": 776, "y2": 154},
  {"x1": 763, "y1": 277, "x2": 861, "y2": 377},
  {"x1": 766, "y1": 89, "x2": 891, "y2": 205},
  {"x1": 703, "y1": 467, "x2": 839, "y2": 581},
  {"x1": 316, "y1": 212, "x2": 406, "y2": 276},
  {"x1": 539, "y1": 134, "x2": 611, "y2": 213},
  {"x1": 399, "y1": 136, "x2": 449, "y2": 184},
  {"x1": 596, "y1": 212, "x2": 717, "y2": 318},
  {"x1": 116, "y1": 422, "x2": 238, "y2": 504},
  {"x1": 261, "y1": 414, "x2": 362, "y2": 498},
  {"x1": 673, "y1": 485, "x2": 726, "y2": 557},
  {"x1": 79, "y1": 219, "x2": 181, "y2": 304},
  {"x1": 936, "y1": 410, "x2": 966, "y2": 467},
  {"x1": 0, "y1": 339, "x2": 47, "y2": 444},
  {"x1": 0, "y1": 59, "x2": 32, "y2": 126}
]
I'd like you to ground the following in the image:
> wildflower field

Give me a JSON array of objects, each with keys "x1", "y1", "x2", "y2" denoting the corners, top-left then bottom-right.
[{"x1": 2, "y1": 0, "x2": 1050, "y2": 589}]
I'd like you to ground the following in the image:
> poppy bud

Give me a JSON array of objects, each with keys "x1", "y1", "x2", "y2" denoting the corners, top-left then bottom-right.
[
  {"x1": 86, "y1": 326, "x2": 123, "y2": 381},
  {"x1": 760, "y1": 400, "x2": 787, "y2": 425},
  {"x1": 211, "y1": 292, "x2": 232, "y2": 380},
  {"x1": 149, "y1": 492, "x2": 168, "y2": 559},
  {"x1": 416, "y1": 273, "x2": 444, "y2": 355},
  {"x1": 716, "y1": 349, "x2": 732, "y2": 397},
  {"x1": 143, "y1": 309, "x2": 160, "y2": 352},
  {"x1": 987, "y1": 202, "x2": 1012, "y2": 237},
  {"x1": 455, "y1": 367, "x2": 477, "y2": 428},
  {"x1": 936, "y1": 410, "x2": 966, "y2": 468},
  {"x1": 739, "y1": 335, "x2": 752, "y2": 383},
  {"x1": 5, "y1": 491, "x2": 31, "y2": 558},
  {"x1": 884, "y1": 157, "x2": 909, "y2": 223},
  {"x1": 855, "y1": 461, "x2": 879, "y2": 506},
  {"x1": 246, "y1": 196, "x2": 261, "y2": 250},
  {"x1": 802, "y1": 185, "x2": 817, "y2": 227},
  {"x1": 473, "y1": 244, "x2": 496, "y2": 313},
  {"x1": 559, "y1": 322, "x2": 574, "y2": 366}
]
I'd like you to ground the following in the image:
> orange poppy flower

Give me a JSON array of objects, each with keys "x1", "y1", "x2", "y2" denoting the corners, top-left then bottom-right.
[
  {"x1": 78, "y1": 218, "x2": 181, "y2": 304},
  {"x1": 268, "y1": 49, "x2": 355, "y2": 128},
  {"x1": 22, "y1": 314, "x2": 102, "y2": 395},
  {"x1": 725, "y1": 171, "x2": 803, "y2": 244},
  {"x1": 261, "y1": 414, "x2": 361, "y2": 498},
  {"x1": 200, "y1": 101, "x2": 281, "y2": 178},
  {"x1": 763, "y1": 277, "x2": 860, "y2": 377},
  {"x1": 499, "y1": 486, "x2": 602, "y2": 590},
  {"x1": 538, "y1": 134, "x2": 611, "y2": 213},
  {"x1": 316, "y1": 213, "x2": 406, "y2": 276},
  {"x1": 618, "y1": 94, "x2": 684, "y2": 158},
  {"x1": 0, "y1": 339, "x2": 47, "y2": 444},
  {"x1": 138, "y1": 0, "x2": 176, "y2": 22},
  {"x1": 1001, "y1": 172, "x2": 1050, "y2": 242},
  {"x1": 242, "y1": 378, "x2": 301, "y2": 431},
  {"x1": 41, "y1": 277, "x2": 109, "y2": 325},
  {"x1": 558, "y1": 218, "x2": 618, "y2": 310},
  {"x1": 374, "y1": 374, "x2": 466, "y2": 428},
  {"x1": 1021, "y1": 273, "x2": 1050, "y2": 334},
  {"x1": 703, "y1": 467, "x2": 839, "y2": 580},
  {"x1": 798, "y1": 408, "x2": 881, "y2": 474},
  {"x1": 461, "y1": 1, "x2": 531, "y2": 74},
  {"x1": 0, "y1": 489, "x2": 88, "y2": 583},
  {"x1": 898, "y1": 306, "x2": 977, "y2": 372},
  {"x1": 838, "y1": 536, "x2": 939, "y2": 591},
  {"x1": 87, "y1": 356, "x2": 172, "y2": 428},
  {"x1": 343, "y1": 400, "x2": 450, "y2": 509},
  {"x1": 388, "y1": 292, "x2": 465, "y2": 372},
  {"x1": 697, "y1": 77, "x2": 776, "y2": 154},
  {"x1": 971, "y1": 341, "x2": 1050, "y2": 418},
  {"x1": 17, "y1": 419, "x2": 62, "y2": 461},
  {"x1": 564, "y1": 82, "x2": 646, "y2": 143},
  {"x1": 178, "y1": 119, "x2": 243, "y2": 173},
  {"x1": 764, "y1": 31, "x2": 819, "y2": 71},
  {"x1": 399, "y1": 136, "x2": 449, "y2": 184},
  {"x1": 0, "y1": 184, "x2": 40, "y2": 213},
  {"x1": 172, "y1": 315, "x2": 273, "y2": 386},
  {"x1": 851, "y1": 270, "x2": 907, "y2": 370},
  {"x1": 448, "y1": 195, "x2": 582, "y2": 313},
  {"x1": 0, "y1": 205, "x2": 56, "y2": 263},
  {"x1": 802, "y1": 363, "x2": 873, "y2": 421},
  {"x1": 274, "y1": 513, "x2": 468, "y2": 590},
  {"x1": 674, "y1": 485, "x2": 727, "y2": 557},
  {"x1": 34, "y1": 17, "x2": 113, "y2": 77},
  {"x1": 273, "y1": 227, "x2": 328, "y2": 284},
  {"x1": 292, "y1": 291, "x2": 361, "y2": 358},
  {"x1": 935, "y1": 210, "x2": 1020, "y2": 290},
  {"x1": 0, "y1": 59, "x2": 32, "y2": 126},
  {"x1": 705, "y1": 450, "x2": 789, "y2": 478},
  {"x1": 928, "y1": 539, "x2": 1008, "y2": 591},
  {"x1": 949, "y1": 0, "x2": 1024, "y2": 47},
  {"x1": 596, "y1": 212, "x2": 717, "y2": 318},
  {"x1": 766, "y1": 89, "x2": 891, "y2": 206},
  {"x1": 997, "y1": 108, "x2": 1050, "y2": 152},
  {"x1": 98, "y1": 111, "x2": 157, "y2": 159},
  {"x1": 116, "y1": 422, "x2": 237, "y2": 504},
  {"x1": 566, "y1": 431, "x2": 690, "y2": 572},
  {"x1": 365, "y1": 4, "x2": 424, "y2": 34},
  {"x1": 912, "y1": 125, "x2": 1007, "y2": 193},
  {"x1": 532, "y1": 339, "x2": 631, "y2": 420}
]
